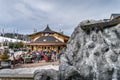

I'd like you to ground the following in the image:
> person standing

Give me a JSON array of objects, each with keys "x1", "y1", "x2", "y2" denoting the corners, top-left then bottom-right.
[
  {"x1": 36, "y1": 51, "x2": 41, "y2": 63},
  {"x1": 9, "y1": 49, "x2": 15, "y2": 68}
]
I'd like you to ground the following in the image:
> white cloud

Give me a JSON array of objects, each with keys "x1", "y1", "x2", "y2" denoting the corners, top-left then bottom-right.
[
  {"x1": 22, "y1": 0, "x2": 54, "y2": 12},
  {"x1": 0, "y1": 0, "x2": 120, "y2": 36},
  {"x1": 14, "y1": 3, "x2": 33, "y2": 18}
]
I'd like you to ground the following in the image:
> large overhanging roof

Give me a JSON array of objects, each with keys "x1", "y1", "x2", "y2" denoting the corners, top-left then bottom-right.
[
  {"x1": 35, "y1": 36, "x2": 62, "y2": 43},
  {"x1": 28, "y1": 35, "x2": 66, "y2": 46},
  {"x1": 28, "y1": 25, "x2": 69, "y2": 38}
]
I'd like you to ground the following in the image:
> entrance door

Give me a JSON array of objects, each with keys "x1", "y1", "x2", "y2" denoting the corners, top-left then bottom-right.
[
  {"x1": 31, "y1": 46, "x2": 33, "y2": 50},
  {"x1": 58, "y1": 46, "x2": 61, "y2": 52}
]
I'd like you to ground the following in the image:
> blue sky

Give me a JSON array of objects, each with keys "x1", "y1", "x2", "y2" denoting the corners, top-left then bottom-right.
[{"x1": 0, "y1": 0, "x2": 120, "y2": 36}]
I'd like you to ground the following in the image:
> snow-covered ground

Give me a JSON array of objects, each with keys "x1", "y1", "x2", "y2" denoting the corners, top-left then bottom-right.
[
  {"x1": 0, "y1": 65, "x2": 59, "y2": 74},
  {"x1": 0, "y1": 36, "x2": 28, "y2": 43},
  {"x1": 0, "y1": 36, "x2": 22, "y2": 42}
]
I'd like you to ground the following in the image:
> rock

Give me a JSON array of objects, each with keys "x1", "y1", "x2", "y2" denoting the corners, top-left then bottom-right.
[
  {"x1": 34, "y1": 69, "x2": 60, "y2": 80},
  {"x1": 34, "y1": 19, "x2": 120, "y2": 80},
  {"x1": 60, "y1": 19, "x2": 120, "y2": 80}
]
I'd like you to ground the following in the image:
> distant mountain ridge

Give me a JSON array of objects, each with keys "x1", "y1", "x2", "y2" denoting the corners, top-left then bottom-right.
[{"x1": 1, "y1": 33, "x2": 26, "y2": 40}]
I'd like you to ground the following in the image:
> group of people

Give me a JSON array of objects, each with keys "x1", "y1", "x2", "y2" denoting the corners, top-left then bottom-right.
[
  {"x1": 9, "y1": 48, "x2": 64, "y2": 67},
  {"x1": 30, "y1": 49, "x2": 62, "y2": 62}
]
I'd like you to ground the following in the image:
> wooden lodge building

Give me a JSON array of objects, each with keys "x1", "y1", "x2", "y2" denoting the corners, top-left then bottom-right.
[{"x1": 27, "y1": 25, "x2": 69, "y2": 52}]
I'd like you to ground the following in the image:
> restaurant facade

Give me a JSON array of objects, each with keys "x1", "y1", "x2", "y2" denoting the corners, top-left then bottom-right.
[{"x1": 27, "y1": 25, "x2": 69, "y2": 52}]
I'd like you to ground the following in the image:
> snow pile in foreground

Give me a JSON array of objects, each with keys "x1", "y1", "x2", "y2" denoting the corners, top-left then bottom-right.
[{"x1": 0, "y1": 65, "x2": 59, "y2": 74}]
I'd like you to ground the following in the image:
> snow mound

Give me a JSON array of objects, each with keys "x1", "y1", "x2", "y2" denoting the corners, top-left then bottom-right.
[{"x1": 0, "y1": 65, "x2": 59, "y2": 74}]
